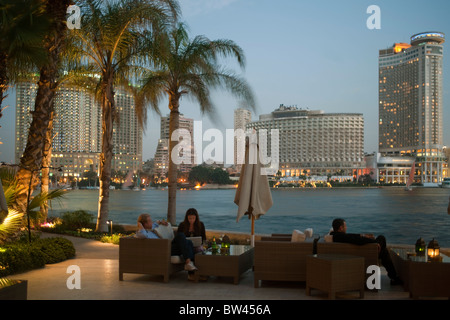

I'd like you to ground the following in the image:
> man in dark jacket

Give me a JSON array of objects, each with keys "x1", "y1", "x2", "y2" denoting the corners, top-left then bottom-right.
[{"x1": 331, "y1": 218, "x2": 402, "y2": 285}]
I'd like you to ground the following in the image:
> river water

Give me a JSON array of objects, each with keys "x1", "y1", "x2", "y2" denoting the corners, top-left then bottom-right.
[{"x1": 49, "y1": 187, "x2": 450, "y2": 247}]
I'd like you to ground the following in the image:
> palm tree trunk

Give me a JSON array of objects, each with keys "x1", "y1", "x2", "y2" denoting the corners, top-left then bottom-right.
[
  {"x1": 167, "y1": 93, "x2": 180, "y2": 225},
  {"x1": 15, "y1": 0, "x2": 70, "y2": 213},
  {"x1": 15, "y1": 65, "x2": 56, "y2": 212},
  {"x1": 0, "y1": 52, "x2": 8, "y2": 115},
  {"x1": 96, "y1": 74, "x2": 115, "y2": 232},
  {"x1": 40, "y1": 111, "x2": 54, "y2": 221}
]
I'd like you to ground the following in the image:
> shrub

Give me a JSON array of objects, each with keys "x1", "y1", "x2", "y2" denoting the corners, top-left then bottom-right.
[
  {"x1": 60, "y1": 210, "x2": 95, "y2": 231},
  {"x1": 48, "y1": 237, "x2": 76, "y2": 259},
  {"x1": 0, "y1": 236, "x2": 76, "y2": 277},
  {"x1": 100, "y1": 233, "x2": 127, "y2": 245},
  {"x1": 0, "y1": 243, "x2": 45, "y2": 277},
  {"x1": 33, "y1": 237, "x2": 76, "y2": 263}
]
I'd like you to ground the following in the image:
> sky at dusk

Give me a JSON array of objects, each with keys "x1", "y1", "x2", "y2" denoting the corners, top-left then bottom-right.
[{"x1": 1, "y1": 0, "x2": 449, "y2": 163}]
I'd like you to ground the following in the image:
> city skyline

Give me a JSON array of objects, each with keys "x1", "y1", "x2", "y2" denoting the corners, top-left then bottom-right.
[{"x1": 1, "y1": 0, "x2": 449, "y2": 163}]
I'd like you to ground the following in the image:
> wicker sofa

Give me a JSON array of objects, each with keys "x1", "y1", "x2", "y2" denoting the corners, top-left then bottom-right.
[
  {"x1": 316, "y1": 242, "x2": 379, "y2": 270},
  {"x1": 119, "y1": 237, "x2": 185, "y2": 282},
  {"x1": 253, "y1": 235, "x2": 379, "y2": 288}
]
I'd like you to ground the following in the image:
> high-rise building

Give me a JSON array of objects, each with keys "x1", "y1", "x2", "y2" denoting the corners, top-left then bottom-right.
[
  {"x1": 378, "y1": 31, "x2": 447, "y2": 185},
  {"x1": 15, "y1": 81, "x2": 142, "y2": 181},
  {"x1": 233, "y1": 108, "x2": 251, "y2": 170},
  {"x1": 247, "y1": 104, "x2": 364, "y2": 179},
  {"x1": 153, "y1": 114, "x2": 195, "y2": 176}
]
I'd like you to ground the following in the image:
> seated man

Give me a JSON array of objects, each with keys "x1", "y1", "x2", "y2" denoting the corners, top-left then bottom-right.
[
  {"x1": 330, "y1": 218, "x2": 402, "y2": 285},
  {"x1": 135, "y1": 213, "x2": 197, "y2": 271}
]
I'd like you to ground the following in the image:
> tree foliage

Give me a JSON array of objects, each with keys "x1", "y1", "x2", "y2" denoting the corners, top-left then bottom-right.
[{"x1": 188, "y1": 165, "x2": 232, "y2": 185}]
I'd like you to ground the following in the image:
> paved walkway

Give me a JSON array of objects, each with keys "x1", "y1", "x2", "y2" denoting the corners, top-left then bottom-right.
[{"x1": 6, "y1": 233, "x2": 413, "y2": 302}]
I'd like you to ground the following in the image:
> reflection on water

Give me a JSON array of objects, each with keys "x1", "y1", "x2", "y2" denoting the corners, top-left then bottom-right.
[{"x1": 50, "y1": 187, "x2": 450, "y2": 247}]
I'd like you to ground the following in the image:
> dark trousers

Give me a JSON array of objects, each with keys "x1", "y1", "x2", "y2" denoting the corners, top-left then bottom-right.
[
  {"x1": 171, "y1": 233, "x2": 195, "y2": 261},
  {"x1": 375, "y1": 235, "x2": 398, "y2": 279}
]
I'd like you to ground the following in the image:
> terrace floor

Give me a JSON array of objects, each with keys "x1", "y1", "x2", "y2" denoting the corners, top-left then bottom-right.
[{"x1": 7, "y1": 233, "x2": 424, "y2": 303}]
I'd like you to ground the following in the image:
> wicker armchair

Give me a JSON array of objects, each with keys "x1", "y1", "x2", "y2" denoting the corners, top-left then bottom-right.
[
  {"x1": 119, "y1": 237, "x2": 184, "y2": 282},
  {"x1": 253, "y1": 240, "x2": 314, "y2": 287}
]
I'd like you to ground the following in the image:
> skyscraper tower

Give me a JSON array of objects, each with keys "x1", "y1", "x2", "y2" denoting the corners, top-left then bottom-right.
[
  {"x1": 15, "y1": 81, "x2": 142, "y2": 180},
  {"x1": 153, "y1": 114, "x2": 195, "y2": 176},
  {"x1": 233, "y1": 108, "x2": 251, "y2": 170},
  {"x1": 378, "y1": 32, "x2": 446, "y2": 185}
]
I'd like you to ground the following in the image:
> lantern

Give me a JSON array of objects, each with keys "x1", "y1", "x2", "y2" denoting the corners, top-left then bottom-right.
[
  {"x1": 427, "y1": 238, "x2": 441, "y2": 261},
  {"x1": 220, "y1": 235, "x2": 230, "y2": 254},
  {"x1": 415, "y1": 238, "x2": 426, "y2": 256},
  {"x1": 222, "y1": 235, "x2": 230, "y2": 248}
]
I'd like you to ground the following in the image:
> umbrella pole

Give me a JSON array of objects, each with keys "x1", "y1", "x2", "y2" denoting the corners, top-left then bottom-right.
[{"x1": 251, "y1": 214, "x2": 255, "y2": 247}]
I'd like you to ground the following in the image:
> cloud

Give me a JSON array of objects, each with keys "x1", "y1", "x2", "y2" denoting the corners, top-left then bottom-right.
[{"x1": 180, "y1": 0, "x2": 240, "y2": 17}]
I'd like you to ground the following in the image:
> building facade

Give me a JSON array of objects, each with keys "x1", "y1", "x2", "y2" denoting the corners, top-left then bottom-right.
[
  {"x1": 15, "y1": 81, "x2": 142, "y2": 182},
  {"x1": 233, "y1": 108, "x2": 252, "y2": 170},
  {"x1": 378, "y1": 32, "x2": 447, "y2": 185},
  {"x1": 247, "y1": 104, "x2": 365, "y2": 179},
  {"x1": 153, "y1": 114, "x2": 195, "y2": 176}
]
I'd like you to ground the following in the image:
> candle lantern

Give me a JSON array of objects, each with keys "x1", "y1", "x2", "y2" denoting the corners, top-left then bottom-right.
[
  {"x1": 222, "y1": 235, "x2": 230, "y2": 248},
  {"x1": 427, "y1": 238, "x2": 441, "y2": 261},
  {"x1": 220, "y1": 235, "x2": 230, "y2": 254},
  {"x1": 415, "y1": 238, "x2": 426, "y2": 256}
]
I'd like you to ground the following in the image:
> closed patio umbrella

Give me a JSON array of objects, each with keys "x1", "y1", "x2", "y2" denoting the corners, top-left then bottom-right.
[{"x1": 234, "y1": 133, "x2": 273, "y2": 246}]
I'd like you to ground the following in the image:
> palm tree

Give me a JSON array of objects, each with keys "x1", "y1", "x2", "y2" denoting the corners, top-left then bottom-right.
[
  {"x1": 0, "y1": 0, "x2": 50, "y2": 114},
  {"x1": 1, "y1": 166, "x2": 67, "y2": 243},
  {"x1": 13, "y1": 0, "x2": 72, "y2": 214},
  {"x1": 68, "y1": 0, "x2": 179, "y2": 232},
  {"x1": 141, "y1": 23, "x2": 255, "y2": 225}
]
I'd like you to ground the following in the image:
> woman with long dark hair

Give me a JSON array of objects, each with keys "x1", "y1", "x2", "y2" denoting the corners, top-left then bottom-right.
[{"x1": 177, "y1": 208, "x2": 206, "y2": 242}]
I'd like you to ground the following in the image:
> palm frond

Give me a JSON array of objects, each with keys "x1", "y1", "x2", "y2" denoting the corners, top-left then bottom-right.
[
  {"x1": 0, "y1": 209, "x2": 23, "y2": 240},
  {"x1": 27, "y1": 188, "x2": 67, "y2": 213}
]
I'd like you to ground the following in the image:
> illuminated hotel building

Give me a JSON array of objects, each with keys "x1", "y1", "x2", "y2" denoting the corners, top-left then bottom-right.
[
  {"x1": 378, "y1": 32, "x2": 447, "y2": 185},
  {"x1": 247, "y1": 104, "x2": 364, "y2": 179},
  {"x1": 153, "y1": 114, "x2": 195, "y2": 176},
  {"x1": 15, "y1": 81, "x2": 142, "y2": 181}
]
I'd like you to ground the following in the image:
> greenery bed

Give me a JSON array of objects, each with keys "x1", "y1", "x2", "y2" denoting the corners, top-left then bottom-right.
[
  {"x1": 40, "y1": 210, "x2": 134, "y2": 245},
  {"x1": 0, "y1": 235, "x2": 76, "y2": 277}
]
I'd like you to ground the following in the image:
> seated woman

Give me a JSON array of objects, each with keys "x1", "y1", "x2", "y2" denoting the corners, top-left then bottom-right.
[
  {"x1": 135, "y1": 213, "x2": 197, "y2": 271},
  {"x1": 177, "y1": 208, "x2": 207, "y2": 281},
  {"x1": 177, "y1": 208, "x2": 206, "y2": 250}
]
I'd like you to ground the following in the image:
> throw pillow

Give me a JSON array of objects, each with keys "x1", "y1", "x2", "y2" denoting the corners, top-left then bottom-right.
[
  {"x1": 154, "y1": 223, "x2": 174, "y2": 240},
  {"x1": 291, "y1": 229, "x2": 306, "y2": 242},
  {"x1": 304, "y1": 228, "x2": 313, "y2": 238}
]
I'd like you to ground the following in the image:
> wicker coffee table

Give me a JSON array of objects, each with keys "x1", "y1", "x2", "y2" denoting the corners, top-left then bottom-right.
[
  {"x1": 306, "y1": 254, "x2": 365, "y2": 299},
  {"x1": 194, "y1": 245, "x2": 254, "y2": 284},
  {"x1": 390, "y1": 248, "x2": 450, "y2": 299}
]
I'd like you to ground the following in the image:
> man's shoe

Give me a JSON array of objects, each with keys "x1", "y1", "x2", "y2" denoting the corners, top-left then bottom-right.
[{"x1": 184, "y1": 261, "x2": 197, "y2": 271}]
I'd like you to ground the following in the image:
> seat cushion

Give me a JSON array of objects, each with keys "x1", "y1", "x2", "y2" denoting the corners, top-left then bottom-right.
[{"x1": 291, "y1": 230, "x2": 306, "y2": 242}]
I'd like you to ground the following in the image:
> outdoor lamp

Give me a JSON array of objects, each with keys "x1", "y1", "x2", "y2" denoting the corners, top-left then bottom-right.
[
  {"x1": 415, "y1": 238, "x2": 426, "y2": 256},
  {"x1": 427, "y1": 238, "x2": 441, "y2": 262},
  {"x1": 107, "y1": 220, "x2": 113, "y2": 235}
]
